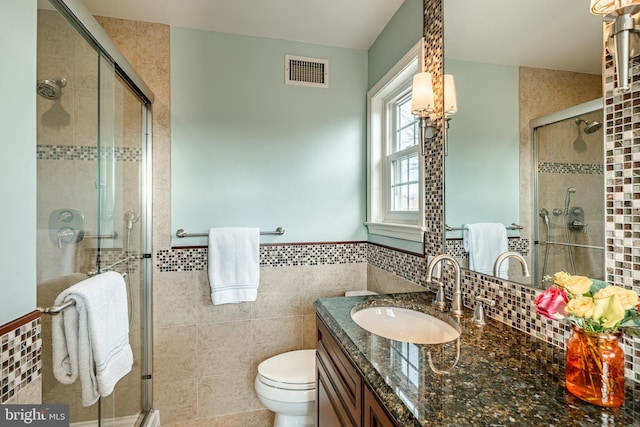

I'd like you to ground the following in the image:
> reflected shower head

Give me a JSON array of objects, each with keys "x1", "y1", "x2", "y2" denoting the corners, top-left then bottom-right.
[
  {"x1": 564, "y1": 187, "x2": 577, "y2": 215},
  {"x1": 539, "y1": 208, "x2": 550, "y2": 225},
  {"x1": 37, "y1": 78, "x2": 66, "y2": 100},
  {"x1": 575, "y1": 117, "x2": 602, "y2": 134}
]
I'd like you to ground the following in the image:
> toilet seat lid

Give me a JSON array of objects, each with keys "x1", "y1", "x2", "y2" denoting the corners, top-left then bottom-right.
[{"x1": 258, "y1": 349, "x2": 316, "y2": 387}]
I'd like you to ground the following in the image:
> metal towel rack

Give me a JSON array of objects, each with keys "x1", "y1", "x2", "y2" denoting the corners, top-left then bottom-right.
[
  {"x1": 37, "y1": 270, "x2": 129, "y2": 315},
  {"x1": 446, "y1": 223, "x2": 523, "y2": 231},
  {"x1": 175, "y1": 227, "x2": 285, "y2": 238},
  {"x1": 38, "y1": 299, "x2": 75, "y2": 316}
]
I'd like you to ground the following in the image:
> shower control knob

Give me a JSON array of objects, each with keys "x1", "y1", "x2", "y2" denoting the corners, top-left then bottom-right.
[
  {"x1": 552, "y1": 208, "x2": 562, "y2": 216},
  {"x1": 56, "y1": 227, "x2": 75, "y2": 248}
]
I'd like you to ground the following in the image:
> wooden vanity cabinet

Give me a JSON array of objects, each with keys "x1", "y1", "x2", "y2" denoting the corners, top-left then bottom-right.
[{"x1": 316, "y1": 315, "x2": 398, "y2": 427}]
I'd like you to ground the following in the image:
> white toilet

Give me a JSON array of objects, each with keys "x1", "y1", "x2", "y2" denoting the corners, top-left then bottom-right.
[{"x1": 255, "y1": 349, "x2": 316, "y2": 427}]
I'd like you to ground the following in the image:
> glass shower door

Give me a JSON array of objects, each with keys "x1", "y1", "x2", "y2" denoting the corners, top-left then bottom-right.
[
  {"x1": 532, "y1": 101, "x2": 605, "y2": 287},
  {"x1": 36, "y1": 3, "x2": 149, "y2": 426}
]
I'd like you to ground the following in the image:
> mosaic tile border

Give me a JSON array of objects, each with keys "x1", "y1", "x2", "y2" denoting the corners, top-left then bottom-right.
[
  {"x1": 37, "y1": 145, "x2": 141, "y2": 162},
  {"x1": 366, "y1": 244, "x2": 427, "y2": 287},
  {"x1": 422, "y1": 0, "x2": 445, "y2": 257},
  {"x1": 446, "y1": 237, "x2": 530, "y2": 258},
  {"x1": 0, "y1": 312, "x2": 42, "y2": 404},
  {"x1": 156, "y1": 242, "x2": 368, "y2": 272},
  {"x1": 538, "y1": 162, "x2": 603, "y2": 175}
]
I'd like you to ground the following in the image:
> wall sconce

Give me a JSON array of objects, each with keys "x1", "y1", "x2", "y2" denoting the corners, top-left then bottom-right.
[
  {"x1": 443, "y1": 74, "x2": 458, "y2": 156},
  {"x1": 590, "y1": 0, "x2": 640, "y2": 93},
  {"x1": 411, "y1": 72, "x2": 458, "y2": 155}
]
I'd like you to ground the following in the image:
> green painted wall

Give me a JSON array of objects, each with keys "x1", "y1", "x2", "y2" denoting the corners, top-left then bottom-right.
[
  {"x1": 366, "y1": 0, "x2": 424, "y2": 254},
  {"x1": 171, "y1": 29, "x2": 368, "y2": 245},
  {"x1": 368, "y1": 0, "x2": 423, "y2": 90},
  {"x1": 444, "y1": 59, "x2": 520, "y2": 237},
  {"x1": 0, "y1": 0, "x2": 37, "y2": 325}
]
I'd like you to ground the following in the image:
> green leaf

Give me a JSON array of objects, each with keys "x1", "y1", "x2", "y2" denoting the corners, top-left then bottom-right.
[{"x1": 589, "y1": 279, "x2": 609, "y2": 296}]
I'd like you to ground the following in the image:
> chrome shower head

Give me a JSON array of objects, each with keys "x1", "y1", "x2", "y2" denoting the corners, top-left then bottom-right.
[
  {"x1": 583, "y1": 120, "x2": 602, "y2": 134},
  {"x1": 575, "y1": 117, "x2": 602, "y2": 134},
  {"x1": 37, "y1": 78, "x2": 67, "y2": 100}
]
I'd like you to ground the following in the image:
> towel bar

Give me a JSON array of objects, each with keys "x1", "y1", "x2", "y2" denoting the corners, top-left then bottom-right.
[
  {"x1": 176, "y1": 227, "x2": 285, "y2": 238},
  {"x1": 446, "y1": 223, "x2": 523, "y2": 231},
  {"x1": 38, "y1": 299, "x2": 76, "y2": 315},
  {"x1": 38, "y1": 270, "x2": 129, "y2": 315}
]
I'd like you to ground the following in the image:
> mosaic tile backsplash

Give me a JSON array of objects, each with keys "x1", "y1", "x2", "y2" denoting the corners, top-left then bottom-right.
[
  {"x1": 0, "y1": 313, "x2": 42, "y2": 404},
  {"x1": 37, "y1": 145, "x2": 142, "y2": 162}
]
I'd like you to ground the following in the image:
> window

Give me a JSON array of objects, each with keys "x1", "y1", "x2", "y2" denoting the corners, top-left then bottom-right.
[{"x1": 366, "y1": 39, "x2": 425, "y2": 242}]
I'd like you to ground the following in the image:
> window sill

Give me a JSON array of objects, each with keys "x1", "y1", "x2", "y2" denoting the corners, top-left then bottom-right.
[{"x1": 365, "y1": 222, "x2": 425, "y2": 242}]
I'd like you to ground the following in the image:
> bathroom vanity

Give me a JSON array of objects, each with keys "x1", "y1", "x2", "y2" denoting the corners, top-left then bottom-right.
[{"x1": 314, "y1": 292, "x2": 640, "y2": 426}]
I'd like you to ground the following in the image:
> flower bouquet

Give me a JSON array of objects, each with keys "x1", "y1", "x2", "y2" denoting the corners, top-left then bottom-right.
[{"x1": 534, "y1": 272, "x2": 640, "y2": 407}]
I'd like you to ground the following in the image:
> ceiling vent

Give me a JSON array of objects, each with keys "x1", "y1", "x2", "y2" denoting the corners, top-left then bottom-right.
[{"x1": 285, "y1": 55, "x2": 328, "y2": 88}]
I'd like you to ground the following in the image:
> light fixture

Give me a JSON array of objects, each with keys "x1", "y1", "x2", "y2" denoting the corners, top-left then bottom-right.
[
  {"x1": 411, "y1": 72, "x2": 458, "y2": 155},
  {"x1": 590, "y1": 0, "x2": 640, "y2": 93},
  {"x1": 411, "y1": 72, "x2": 437, "y2": 156},
  {"x1": 443, "y1": 74, "x2": 457, "y2": 156}
]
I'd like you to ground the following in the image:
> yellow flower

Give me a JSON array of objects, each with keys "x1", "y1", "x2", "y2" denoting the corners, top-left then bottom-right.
[
  {"x1": 563, "y1": 275, "x2": 592, "y2": 296},
  {"x1": 592, "y1": 295, "x2": 625, "y2": 328},
  {"x1": 554, "y1": 272, "x2": 571, "y2": 288},
  {"x1": 566, "y1": 297, "x2": 595, "y2": 318},
  {"x1": 593, "y1": 286, "x2": 639, "y2": 310}
]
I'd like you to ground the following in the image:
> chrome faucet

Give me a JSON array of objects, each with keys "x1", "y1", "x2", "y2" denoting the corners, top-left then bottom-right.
[
  {"x1": 425, "y1": 254, "x2": 463, "y2": 317},
  {"x1": 493, "y1": 251, "x2": 530, "y2": 278}
]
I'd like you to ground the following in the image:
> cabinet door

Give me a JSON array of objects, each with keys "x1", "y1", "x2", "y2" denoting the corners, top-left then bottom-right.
[
  {"x1": 317, "y1": 316, "x2": 362, "y2": 426},
  {"x1": 363, "y1": 386, "x2": 397, "y2": 427},
  {"x1": 317, "y1": 357, "x2": 353, "y2": 427}
]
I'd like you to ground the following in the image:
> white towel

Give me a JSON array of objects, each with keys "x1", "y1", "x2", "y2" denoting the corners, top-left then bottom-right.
[
  {"x1": 463, "y1": 223, "x2": 509, "y2": 279},
  {"x1": 52, "y1": 271, "x2": 133, "y2": 407},
  {"x1": 208, "y1": 227, "x2": 260, "y2": 305}
]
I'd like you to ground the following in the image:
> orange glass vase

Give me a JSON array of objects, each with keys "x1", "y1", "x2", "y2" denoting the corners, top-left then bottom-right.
[{"x1": 565, "y1": 327, "x2": 625, "y2": 407}]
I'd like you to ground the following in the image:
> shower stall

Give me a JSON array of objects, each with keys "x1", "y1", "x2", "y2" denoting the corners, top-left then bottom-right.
[
  {"x1": 36, "y1": 0, "x2": 154, "y2": 425},
  {"x1": 532, "y1": 99, "x2": 605, "y2": 288}
]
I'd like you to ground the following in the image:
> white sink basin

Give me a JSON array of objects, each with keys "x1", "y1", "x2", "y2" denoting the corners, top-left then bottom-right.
[{"x1": 350, "y1": 306, "x2": 460, "y2": 344}]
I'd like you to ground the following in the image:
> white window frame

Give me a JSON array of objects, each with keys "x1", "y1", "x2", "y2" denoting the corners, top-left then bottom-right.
[{"x1": 366, "y1": 39, "x2": 425, "y2": 242}]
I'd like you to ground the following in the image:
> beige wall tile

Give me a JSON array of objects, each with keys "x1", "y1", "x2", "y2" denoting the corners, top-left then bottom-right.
[
  {"x1": 197, "y1": 371, "x2": 255, "y2": 418},
  {"x1": 302, "y1": 313, "x2": 318, "y2": 350},
  {"x1": 153, "y1": 325, "x2": 197, "y2": 382},
  {"x1": 17, "y1": 377, "x2": 42, "y2": 404},
  {"x1": 367, "y1": 264, "x2": 426, "y2": 294},
  {"x1": 252, "y1": 267, "x2": 303, "y2": 319},
  {"x1": 161, "y1": 410, "x2": 273, "y2": 427},
  {"x1": 197, "y1": 320, "x2": 252, "y2": 377},
  {"x1": 153, "y1": 271, "x2": 197, "y2": 327},
  {"x1": 196, "y1": 270, "x2": 252, "y2": 324},
  {"x1": 251, "y1": 316, "x2": 303, "y2": 369},
  {"x1": 300, "y1": 264, "x2": 367, "y2": 314},
  {"x1": 154, "y1": 378, "x2": 198, "y2": 425}
]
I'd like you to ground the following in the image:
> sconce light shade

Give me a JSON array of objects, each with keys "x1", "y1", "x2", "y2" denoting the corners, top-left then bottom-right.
[
  {"x1": 591, "y1": 0, "x2": 640, "y2": 15},
  {"x1": 444, "y1": 74, "x2": 457, "y2": 117},
  {"x1": 411, "y1": 72, "x2": 435, "y2": 115},
  {"x1": 590, "y1": 0, "x2": 640, "y2": 92}
]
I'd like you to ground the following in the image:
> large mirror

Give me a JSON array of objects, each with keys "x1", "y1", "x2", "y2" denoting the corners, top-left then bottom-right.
[{"x1": 443, "y1": 0, "x2": 604, "y2": 287}]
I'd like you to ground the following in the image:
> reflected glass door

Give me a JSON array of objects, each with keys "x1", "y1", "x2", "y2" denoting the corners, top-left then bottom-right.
[{"x1": 533, "y1": 106, "x2": 605, "y2": 287}]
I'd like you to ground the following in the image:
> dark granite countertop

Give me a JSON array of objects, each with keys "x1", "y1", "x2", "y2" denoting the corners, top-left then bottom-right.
[{"x1": 314, "y1": 292, "x2": 640, "y2": 426}]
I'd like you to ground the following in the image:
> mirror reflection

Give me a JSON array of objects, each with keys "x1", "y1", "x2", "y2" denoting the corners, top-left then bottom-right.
[
  {"x1": 443, "y1": 0, "x2": 604, "y2": 287},
  {"x1": 533, "y1": 101, "x2": 605, "y2": 287}
]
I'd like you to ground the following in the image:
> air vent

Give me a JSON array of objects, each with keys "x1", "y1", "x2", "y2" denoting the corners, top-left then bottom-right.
[{"x1": 285, "y1": 55, "x2": 328, "y2": 88}]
